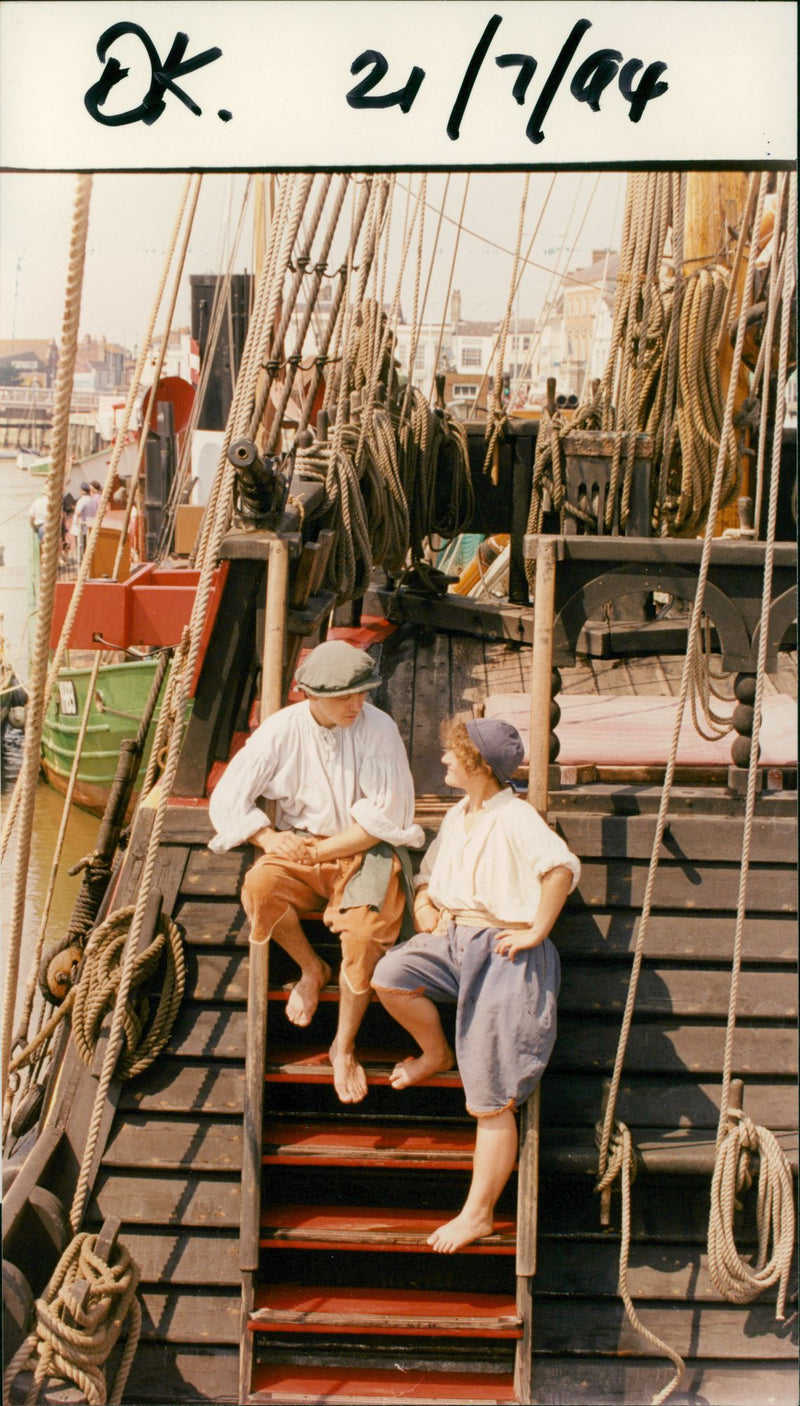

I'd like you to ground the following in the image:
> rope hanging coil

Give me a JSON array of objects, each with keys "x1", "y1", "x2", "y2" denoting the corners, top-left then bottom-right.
[
  {"x1": 71, "y1": 905, "x2": 185, "y2": 1081},
  {"x1": 707, "y1": 1112, "x2": 795, "y2": 1320},
  {"x1": 2, "y1": 1231, "x2": 141, "y2": 1406}
]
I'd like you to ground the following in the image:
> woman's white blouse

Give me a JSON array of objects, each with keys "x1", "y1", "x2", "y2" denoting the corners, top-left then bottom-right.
[
  {"x1": 208, "y1": 700, "x2": 425, "y2": 852},
  {"x1": 419, "y1": 788, "x2": 580, "y2": 926}
]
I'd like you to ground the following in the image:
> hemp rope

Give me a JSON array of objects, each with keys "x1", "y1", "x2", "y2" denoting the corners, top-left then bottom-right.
[
  {"x1": 1, "y1": 176, "x2": 93, "y2": 1108},
  {"x1": 594, "y1": 172, "x2": 772, "y2": 1406},
  {"x1": 2, "y1": 1231, "x2": 141, "y2": 1406},
  {"x1": 70, "y1": 905, "x2": 185, "y2": 1080}
]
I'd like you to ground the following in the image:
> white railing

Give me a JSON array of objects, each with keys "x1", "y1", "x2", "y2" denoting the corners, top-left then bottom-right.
[{"x1": 0, "y1": 387, "x2": 104, "y2": 413}]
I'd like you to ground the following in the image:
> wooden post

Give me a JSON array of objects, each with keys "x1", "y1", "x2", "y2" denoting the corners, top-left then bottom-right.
[
  {"x1": 684, "y1": 172, "x2": 751, "y2": 530},
  {"x1": 515, "y1": 533, "x2": 559, "y2": 1399},
  {"x1": 240, "y1": 533, "x2": 290, "y2": 1399},
  {"x1": 261, "y1": 537, "x2": 290, "y2": 720},
  {"x1": 528, "y1": 537, "x2": 558, "y2": 813}
]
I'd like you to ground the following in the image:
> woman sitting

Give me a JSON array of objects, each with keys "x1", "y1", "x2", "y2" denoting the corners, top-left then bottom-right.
[{"x1": 371, "y1": 716, "x2": 579, "y2": 1253}]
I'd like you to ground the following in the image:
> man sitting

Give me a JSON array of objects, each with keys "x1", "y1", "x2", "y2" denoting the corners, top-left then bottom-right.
[{"x1": 208, "y1": 639, "x2": 424, "y2": 1103}]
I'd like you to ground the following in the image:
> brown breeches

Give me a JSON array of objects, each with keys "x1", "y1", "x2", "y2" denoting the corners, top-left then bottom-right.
[{"x1": 242, "y1": 850, "x2": 405, "y2": 994}]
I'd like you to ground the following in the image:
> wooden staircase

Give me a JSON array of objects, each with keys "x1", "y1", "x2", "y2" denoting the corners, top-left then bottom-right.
[{"x1": 245, "y1": 925, "x2": 522, "y2": 1404}]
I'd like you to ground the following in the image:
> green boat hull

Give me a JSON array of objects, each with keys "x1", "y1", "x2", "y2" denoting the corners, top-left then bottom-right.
[{"x1": 41, "y1": 656, "x2": 169, "y2": 816}]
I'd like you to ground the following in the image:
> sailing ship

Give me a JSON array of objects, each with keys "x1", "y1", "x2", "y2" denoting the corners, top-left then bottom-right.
[{"x1": 2, "y1": 167, "x2": 796, "y2": 1406}]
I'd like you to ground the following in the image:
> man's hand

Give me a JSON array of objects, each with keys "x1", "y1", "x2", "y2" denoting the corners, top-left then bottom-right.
[
  {"x1": 251, "y1": 827, "x2": 316, "y2": 863},
  {"x1": 413, "y1": 890, "x2": 441, "y2": 934}
]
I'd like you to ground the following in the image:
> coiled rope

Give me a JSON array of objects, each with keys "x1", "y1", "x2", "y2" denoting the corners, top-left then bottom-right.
[{"x1": 3, "y1": 1231, "x2": 141, "y2": 1406}]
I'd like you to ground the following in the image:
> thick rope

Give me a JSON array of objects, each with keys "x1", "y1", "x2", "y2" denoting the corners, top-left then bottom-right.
[
  {"x1": 70, "y1": 905, "x2": 185, "y2": 1080},
  {"x1": 595, "y1": 1124, "x2": 685, "y2": 1404},
  {"x1": 1, "y1": 175, "x2": 92, "y2": 1106},
  {"x1": 2, "y1": 1231, "x2": 141, "y2": 1406}
]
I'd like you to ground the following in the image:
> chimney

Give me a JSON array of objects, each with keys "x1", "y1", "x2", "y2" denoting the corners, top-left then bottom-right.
[{"x1": 450, "y1": 288, "x2": 462, "y2": 327}]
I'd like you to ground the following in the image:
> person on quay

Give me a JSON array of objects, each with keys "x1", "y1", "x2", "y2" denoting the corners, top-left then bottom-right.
[
  {"x1": 208, "y1": 639, "x2": 424, "y2": 1104},
  {"x1": 372, "y1": 716, "x2": 580, "y2": 1252}
]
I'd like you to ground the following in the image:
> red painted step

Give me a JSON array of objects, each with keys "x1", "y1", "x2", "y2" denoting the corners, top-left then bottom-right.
[
  {"x1": 259, "y1": 1203, "x2": 516, "y2": 1253},
  {"x1": 264, "y1": 1047, "x2": 462, "y2": 1088},
  {"x1": 249, "y1": 1284, "x2": 522, "y2": 1338},
  {"x1": 262, "y1": 1118, "x2": 478, "y2": 1169},
  {"x1": 250, "y1": 1362, "x2": 517, "y2": 1403}
]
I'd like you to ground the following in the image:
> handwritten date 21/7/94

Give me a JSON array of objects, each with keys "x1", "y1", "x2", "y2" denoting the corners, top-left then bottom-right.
[{"x1": 347, "y1": 14, "x2": 669, "y2": 142}]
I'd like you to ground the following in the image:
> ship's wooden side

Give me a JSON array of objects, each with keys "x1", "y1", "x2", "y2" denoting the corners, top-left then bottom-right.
[{"x1": 4, "y1": 622, "x2": 796, "y2": 1405}]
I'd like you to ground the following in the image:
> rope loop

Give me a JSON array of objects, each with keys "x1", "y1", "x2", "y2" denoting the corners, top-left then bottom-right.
[
  {"x1": 2, "y1": 1230, "x2": 141, "y2": 1406},
  {"x1": 71, "y1": 906, "x2": 185, "y2": 1081},
  {"x1": 708, "y1": 1114, "x2": 796, "y2": 1320}
]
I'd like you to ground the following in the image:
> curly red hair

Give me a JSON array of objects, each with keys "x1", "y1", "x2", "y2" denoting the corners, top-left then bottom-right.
[{"x1": 439, "y1": 718, "x2": 492, "y2": 775}]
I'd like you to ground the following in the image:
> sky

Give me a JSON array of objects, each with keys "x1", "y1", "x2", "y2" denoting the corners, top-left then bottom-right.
[{"x1": 0, "y1": 170, "x2": 627, "y2": 353}]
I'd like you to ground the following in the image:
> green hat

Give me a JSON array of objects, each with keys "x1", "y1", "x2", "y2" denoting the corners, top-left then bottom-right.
[{"x1": 295, "y1": 640, "x2": 381, "y2": 697}]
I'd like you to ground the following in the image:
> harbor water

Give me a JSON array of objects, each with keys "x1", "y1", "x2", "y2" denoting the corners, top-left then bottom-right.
[{"x1": 0, "y1": 455, "x2": 102, "y2": 983}]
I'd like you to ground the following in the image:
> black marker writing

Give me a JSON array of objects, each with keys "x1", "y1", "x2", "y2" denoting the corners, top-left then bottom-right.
[
  {"x1": 346, "y1": 49, "x2": 426, "y2": 113},
  {"x1": 345, "y1": 11, "x2": 669, "y2": 144},
  {"x1": 84, "y1": 22, "x2": 223, "y2": 126}
]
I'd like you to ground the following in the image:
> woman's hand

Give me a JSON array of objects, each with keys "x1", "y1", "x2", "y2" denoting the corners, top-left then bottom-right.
[{"x1": 494, "y1": 926, "x2": 544, "y2": 958}]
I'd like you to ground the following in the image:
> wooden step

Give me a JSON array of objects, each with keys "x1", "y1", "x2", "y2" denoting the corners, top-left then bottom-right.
[
  {"x1": 249, "y1": 1285, "x2": 522, "y2": 1338},
  {"x1": 265, "y1": 1047, "x2": 462, "y2": 1088},
  {"x1": 259, "y1": 1204, "x2": 515, "y2": 1253},
  {"x1": 262, "y1": 1118, "x2": 476, "y2": 1169},
  {"x1": 249, "y1": 1362, "x2": 517, "y2": 1403}
]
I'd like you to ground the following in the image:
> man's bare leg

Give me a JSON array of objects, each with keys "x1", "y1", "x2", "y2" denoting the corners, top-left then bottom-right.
[
  {"x1": 329, "y1": 982, "x2": 372, "y2": 1103},
  {"x1": 269, "y1": 909, "x2": 331, "y2": 1027},
  {"x1": 372, "y1": 987, "x2": 454, "y2": 1088},
  {"x1": 428, "y1": 1108, "x2": 518, "y2": 1253}
]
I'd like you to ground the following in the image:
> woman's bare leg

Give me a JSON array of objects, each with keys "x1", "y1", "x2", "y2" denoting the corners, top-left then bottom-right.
[{"x1": 428, "y1": 1107, "x2": 518, "y2": 1253}]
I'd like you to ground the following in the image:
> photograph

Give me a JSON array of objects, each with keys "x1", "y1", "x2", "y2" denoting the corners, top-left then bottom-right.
[{"x1": 1, "y1": 5, "x2": 797, "y2": 1405}]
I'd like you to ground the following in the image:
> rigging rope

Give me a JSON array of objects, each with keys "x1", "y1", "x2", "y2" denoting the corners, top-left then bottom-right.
[
  {"x1": 706, "y1": 170, "x2": 796, "y2": 1321},
  {"x1": 592, "y1": 170, "x2": 788, "y2": 1406},
  {"x1": 1, "y1": 175, "x2": 93, "y2": 1107}
]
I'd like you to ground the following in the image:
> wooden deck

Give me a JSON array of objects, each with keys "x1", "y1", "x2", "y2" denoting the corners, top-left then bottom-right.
[{"x1": 370, "y1": 619, "x2": 797, "y2": 795}]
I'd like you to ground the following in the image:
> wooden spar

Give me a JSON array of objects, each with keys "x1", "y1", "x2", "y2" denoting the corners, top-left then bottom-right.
[{"x1": 683, "y1": 172, "x2": 752, "y2": 527}]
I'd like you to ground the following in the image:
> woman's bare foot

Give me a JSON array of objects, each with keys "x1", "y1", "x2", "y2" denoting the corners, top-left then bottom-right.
[
  {"x1": 285, "y1": 960, "x2": 331, "y2": 1027},
  {"x1": 389, "y1": 1045, "x2": 454, "y2": 1090},
  {"x1": 427, "y1": 1209, "x2": 494, "y2": 1253},
  {"x1": 329, "y1": 1039, "x2": 369, "y2": 1103}
]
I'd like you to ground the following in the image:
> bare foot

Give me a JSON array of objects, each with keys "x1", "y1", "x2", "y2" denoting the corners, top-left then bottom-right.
[
  {"x1": 427, "y1": 1209, "x2": 494, "y2": 1254},
  {"x1": 389, "y1": 1045, "x2": 454, "y2": 1090},
  {"x1": 285, "y1": 961, "x2": 331, "y2": 1027},
  {"x1": 329, "y1": 1040, "x2": 369, "y2": 1104}
]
